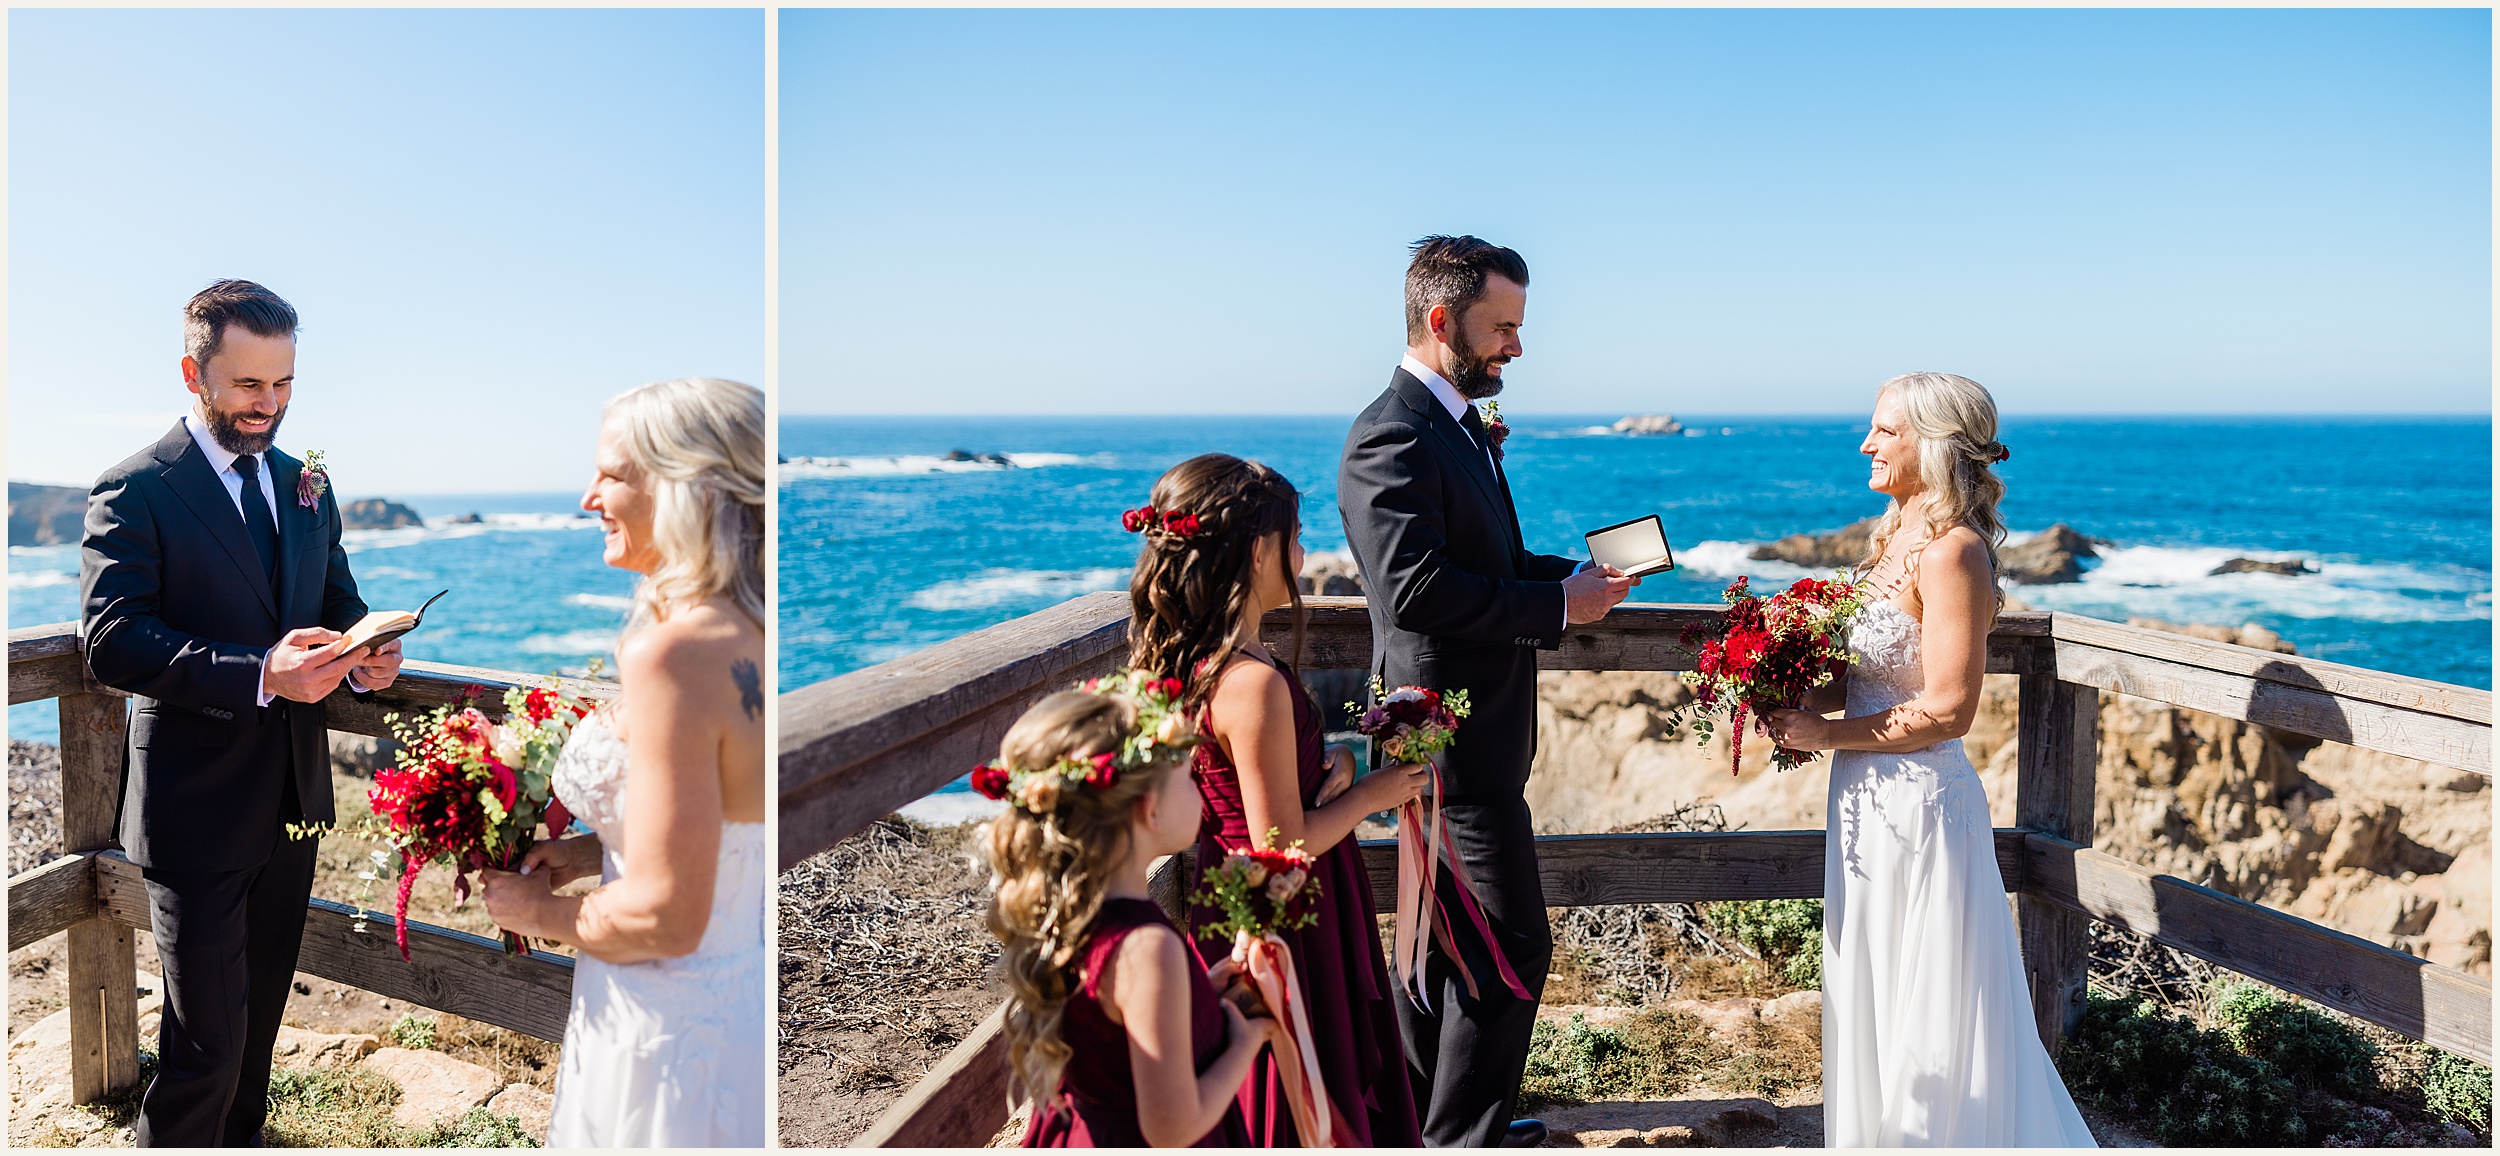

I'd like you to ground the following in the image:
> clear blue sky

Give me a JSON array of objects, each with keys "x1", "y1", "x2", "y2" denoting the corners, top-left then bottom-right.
[
  {"x1": 782, "y1": 8, "x2": 2491, "y2": 417},
  {"x1": 9, "y1": 8, "x2": 763, "y2": 494}
]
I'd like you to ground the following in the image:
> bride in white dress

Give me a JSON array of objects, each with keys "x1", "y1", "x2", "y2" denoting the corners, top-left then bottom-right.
[
  {"x1": 482, "y1": 378, "x2": 768, "y2": 1147},
  {"x1": 1762, "y1": 373, "x2": 2096, "y2": 1148}
]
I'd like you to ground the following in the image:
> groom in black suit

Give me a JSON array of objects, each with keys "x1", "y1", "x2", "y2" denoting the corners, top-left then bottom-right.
[
  {"x1": 80, "y1": 280, "x2": 403, "y2": 1146},
  {"x1": 1339, "y1": 237, "x2": 1636, "y2": 1147}
]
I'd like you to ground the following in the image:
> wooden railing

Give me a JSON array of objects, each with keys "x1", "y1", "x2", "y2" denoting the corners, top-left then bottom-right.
[
  {"x1": 7, "y1": 622, "x2": 614, "y2": 1105},
  {"x1": 781, "y1": 591, "x2": 2494, "y2": 1147}
]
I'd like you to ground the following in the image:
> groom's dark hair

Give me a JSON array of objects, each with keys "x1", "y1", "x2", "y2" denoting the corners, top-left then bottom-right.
[
  {"x1": 1405, "y1": 235, "x2": 1529, "y2": 344},
  {"x1": 185, "y1": 280, "x2": 299, "y2": 372}
]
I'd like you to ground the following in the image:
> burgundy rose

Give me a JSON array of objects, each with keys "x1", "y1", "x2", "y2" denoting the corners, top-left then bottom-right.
[{"x1": 970, "y1": 763, "x2": 1011, "y2": 800}]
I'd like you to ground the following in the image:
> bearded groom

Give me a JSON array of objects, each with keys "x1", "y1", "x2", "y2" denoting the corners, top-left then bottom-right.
[
  {"x1": 1338, "y1": 237, "x2": 1637, "y2": 1147},
  {"x1": 80, "y1": 280, "x2": 404, "y2": 1146}
]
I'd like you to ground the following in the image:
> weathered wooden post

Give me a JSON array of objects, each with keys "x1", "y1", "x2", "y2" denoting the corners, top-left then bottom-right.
[
  {"x1": 2013, "y1": 631, "x2": 2098, "y2": 1056},
  {"x1": 59, "y1": 690, "x2": 141, "y2": 1102}
]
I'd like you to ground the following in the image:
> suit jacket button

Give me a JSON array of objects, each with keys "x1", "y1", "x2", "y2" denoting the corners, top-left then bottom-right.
[{"x1": 208, "y1": 708, "x2": 231, "y2": 720}]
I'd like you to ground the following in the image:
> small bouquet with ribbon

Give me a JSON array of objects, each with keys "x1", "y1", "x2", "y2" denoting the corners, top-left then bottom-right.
[
  {"x1": 1669, "y1": 575, "x2": 1868, "y2": 775},
  {"x1": 1347, "y1": 678, "x2": 1532, "y2": 1014},
  {"x1": 1194, "y1": 836, "x2": 1349, "y2": 1146},
  {"x1": 365, "y1": 684, "x2": 592, "y2": 959}
]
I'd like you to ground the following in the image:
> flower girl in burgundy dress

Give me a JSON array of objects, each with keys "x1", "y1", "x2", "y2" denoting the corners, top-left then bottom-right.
[
  {"x1": 1123, "y1": 454, "x2": 1428, "y2": 1147},
  {"x1": 976, "y1": 677, "x2": 1276, "y2": 1147}
]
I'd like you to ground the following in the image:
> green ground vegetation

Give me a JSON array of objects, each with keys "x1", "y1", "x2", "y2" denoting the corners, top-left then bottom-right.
[
  {"x1": 29, "y1": 1049, "x2": 538, "y2": 1149},
  {"x1": 1702, "y1": 899, "x2": 1823, "y2": 990},
  {"x1": 2061, "y1": 980, "x2": 2491, "y2": 1147}
]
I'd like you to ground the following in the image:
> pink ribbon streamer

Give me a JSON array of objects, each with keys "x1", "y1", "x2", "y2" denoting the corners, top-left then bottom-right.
[
  {"x1": 1391, "y1": 759, "x2": 1532, "y2": 1012},
  {"x1": 1236, "y1": 931, "x2": 1353, "y2": 1146}
]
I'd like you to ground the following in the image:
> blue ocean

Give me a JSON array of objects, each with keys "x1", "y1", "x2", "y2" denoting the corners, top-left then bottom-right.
[
  {"x1": 8, "y1": 491, "x2": 633, "y2": 744},
  {"x1": 782, "y1": 415, "x2": 2492, "y2": 820}
]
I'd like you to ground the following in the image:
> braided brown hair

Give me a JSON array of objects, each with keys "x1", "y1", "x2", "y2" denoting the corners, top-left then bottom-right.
[{"x1": 1126, "y1": 454, "x2": 1305, "y2": 706}]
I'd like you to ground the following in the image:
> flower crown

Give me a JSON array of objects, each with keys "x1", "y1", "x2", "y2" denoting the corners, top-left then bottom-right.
[
  {"x1": 970, "y1": 669, "x2": 1200, "y2": 813},
  {"x1": 1122, "y1": 505, "x2": 1203, "y2": 538}
]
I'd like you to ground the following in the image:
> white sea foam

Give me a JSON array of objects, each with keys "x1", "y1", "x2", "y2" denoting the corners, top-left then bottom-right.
[
  {"x1": 900, "y1": 788, "x2": 1008, "y2": 826},
  {"x1": 342, "y1": 512, "x2": 597, "y2": 553},
  {"x1": 8, "y1": 545, "x2": 73, "y2": 559},
  {"x1": 7, "y1": 570, "x2": 74, "y2": 589},
  {"x1": 908, "y1": 567, "x2": 1129, "y2": 612},
  {"x1": 1687, "y1": 532, "x2": 2490, "y2": 625},
  {"x1": 780, "y1": 452, "x2": 1103, "y2": 479},
  {"x1": 517, "y1": 629, "x2": 618, "y2": 656},
  {"x1": 566, "y1": 593, "x2": 635, "y2": 611}
]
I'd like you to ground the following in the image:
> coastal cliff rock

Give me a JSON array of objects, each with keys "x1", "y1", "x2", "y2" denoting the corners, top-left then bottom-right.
[
  {"x1": 1999, "y1": 523, "x2": 2097, "y2": 584},
  {"x1": 1613, "y1": 415, "x2": 1685, "y2": 436},
  {"x1": 341, "y1": 498, "x2": 424, "y2": 530},
  {"x1": 2211, "y1": 557, "x2": 2316, "y2": 577},
  {"x1": 1524, "y1": 623, "x2": 2491, "y2": 977},
  {"x1": 1748, "y1": 519, "x2": 1871, "y2": 570},
  {"x1": 7, "y1": 483, "x2": 85, "y2": 547}
]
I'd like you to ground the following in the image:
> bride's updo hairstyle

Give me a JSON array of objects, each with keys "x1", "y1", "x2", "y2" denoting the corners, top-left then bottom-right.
[
  {"x1": 984, "y1": 690, "x2": 1190, "y2": 1109},
  {"x1": 605, "y1": 378, "x2": 766, "y2": 631},
  {"x1": 1125, "y1": 453, "x2": 1305, "y2": 705},
  {"x1": 1861, "y1": 372, "x2": 2011, "y2": 614}
]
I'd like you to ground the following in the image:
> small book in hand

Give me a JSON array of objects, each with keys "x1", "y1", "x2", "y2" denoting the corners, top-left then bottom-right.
[
  {"x1": 341, "y1": 590, "x2": 446, "y2": 656},
  {"x1": 1585, "y1": 515, "x2": 1676, "y2": 578}
]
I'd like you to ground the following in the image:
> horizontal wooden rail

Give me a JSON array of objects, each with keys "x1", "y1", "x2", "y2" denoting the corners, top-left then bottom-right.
[
  {"x1": 8, "y1": 621, "x2": 617, "y2": 724},
  {"x1": 5, "y1": 850, "x2": 574, "y2": 1042},
  {"x1": 2020, "y1": 835, "x2": 2492, "y2": 1066},
  {"x1": 780, "y1": 598, "x2": 2061, "y2": 868},
  {"x1": 853, "y1": 1002, "x2": 1014, "y2": 1148},
  {"x1": 778, "y1": 593, "x2": 1133, "y2": 870},
  {"x1": 2049, "y1": 615, "x2": 2491, "y2": 725},
  {"x1": 2052, "y1": 639, "x2": 2490, "y2": 774}
]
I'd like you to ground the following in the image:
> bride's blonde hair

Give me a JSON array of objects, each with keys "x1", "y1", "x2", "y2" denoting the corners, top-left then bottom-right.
[
  {"x1": 1859, "y1": 372, "x2": 2010, "y2": 616},
  {"x1": 605, "y1": 378, "x2": 766, "y2": 632}
]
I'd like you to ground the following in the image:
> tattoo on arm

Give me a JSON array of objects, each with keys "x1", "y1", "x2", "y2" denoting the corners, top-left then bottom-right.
[{"x1": 732, "y1": 658, "x2": 763, "y2": 720}]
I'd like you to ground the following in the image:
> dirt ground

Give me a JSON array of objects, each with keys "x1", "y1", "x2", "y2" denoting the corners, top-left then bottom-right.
[{"x1": 7, "y1": 743, "x2": 567, "y2": 1094}]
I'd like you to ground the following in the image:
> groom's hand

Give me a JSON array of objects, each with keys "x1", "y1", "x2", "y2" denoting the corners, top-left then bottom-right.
[
  {"x1": 351, "y1": 638, "x2": 405, "y2": 691},
  {"x1": 1563, "y1": 562, "x2": 1637, "y2": 624},
  {"x1": 264, "y1": 628, "x2": 358, "y2": 703}
]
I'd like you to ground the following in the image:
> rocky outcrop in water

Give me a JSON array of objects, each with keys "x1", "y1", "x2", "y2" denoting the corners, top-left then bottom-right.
[
  {"x1": 341, "y1": 498, "x2": 423, "y2": 530},
  {"x1": 2211, "y1": 557, "x2": 2316, "y2": 577},
  {"x1": 1748, "y1": 519, "x2": 1871, "y2": 569},
  {"x1": 1613, "y1": 415, "x2": 1685, "y2": 436},
  {"x1": 7, "y1": 483, "x2": 85, "y2": 547},
  {"x1": 1999, "y1": 523, "x2": 2098, "y2": 584}
]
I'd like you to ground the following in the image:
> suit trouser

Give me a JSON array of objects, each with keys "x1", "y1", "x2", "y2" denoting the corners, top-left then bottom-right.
[
  {"x1": 1396, "y1": 796, "x2": 1554, "y2": 1148},
  {"x1": 135, "y1": 774, "x2": 315, "y2": 1148}
]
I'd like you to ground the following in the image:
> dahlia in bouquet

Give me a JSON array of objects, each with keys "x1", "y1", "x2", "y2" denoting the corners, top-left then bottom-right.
[
  {"x1": 1193, "y1": 835, "x2": 1346, "y2": 1145},
  {"x1": 1670, "y1": 574, "x2": 1869, "y2": 775},
  {"x1": 1346, "y1": 678, "x2": 1531, "y2": 1017},
  {"x1": 366, "y1": 684, "x2": 593, "y2": 959}
]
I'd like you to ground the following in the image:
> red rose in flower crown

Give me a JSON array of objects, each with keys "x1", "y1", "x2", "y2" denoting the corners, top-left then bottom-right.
[{"x1": 1669, "y1": 574, "x2": 1870, "y2": 775}]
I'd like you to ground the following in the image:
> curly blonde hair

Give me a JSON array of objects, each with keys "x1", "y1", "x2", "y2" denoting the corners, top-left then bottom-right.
[
  {"x1": 983, "y1": 690, "x2": 1189, "y2": 1109},
  {"x1": 604, "y1": 378, "x2": 766, "y2": 632},
  {"x1": 1859, "y1": 372, "x2": 2010, "y2": 616}
]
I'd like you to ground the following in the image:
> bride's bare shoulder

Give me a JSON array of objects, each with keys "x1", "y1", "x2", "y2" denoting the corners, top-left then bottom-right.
[{"x1": 616, "y1": 602, "x2": 765, "y2": 706}]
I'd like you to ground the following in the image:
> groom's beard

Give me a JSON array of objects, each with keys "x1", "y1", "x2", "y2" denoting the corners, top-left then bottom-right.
[
  {"x1": 1446, "y1": 329, "x2": 1507, "y2": 401},
  {"x1": 203, "y1": 402, "x2": 286, "y2": 455}
]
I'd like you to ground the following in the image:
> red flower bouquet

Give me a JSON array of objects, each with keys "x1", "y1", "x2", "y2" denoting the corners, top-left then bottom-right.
[
  {"x1": 1348, "y1": 678, "x2": 1470, "y2": 766},
  {"x1": 1672, "y1": 575, "x2": 1869, "y2": 775},
  {"x1": 1193, "y1": 836, "x2": 1348, "y2": 1145},
  {"x1": 366, "y1": 683, "x2": 592, "y2": 959}
]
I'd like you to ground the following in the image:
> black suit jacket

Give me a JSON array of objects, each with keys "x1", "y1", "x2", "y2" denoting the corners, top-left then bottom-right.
[
  {"x1": 1338, "y1": 368, "x2": 1579, "y2": 800},
  {"x1": 80, "y1": 422, "x2": 367, "y2": 872}
]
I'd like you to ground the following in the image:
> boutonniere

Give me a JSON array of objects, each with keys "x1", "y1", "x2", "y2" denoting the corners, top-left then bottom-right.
[
  {"x1": 298, "y1": 450, "x2": 331, "y2": 508},
  {"x1": 1480, "y1": 401, "x2": 1510, "y2": 462}
]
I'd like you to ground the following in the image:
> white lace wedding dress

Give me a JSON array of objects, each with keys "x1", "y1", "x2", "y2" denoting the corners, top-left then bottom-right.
[
  {"x1": 544, "y1": 711, "x2": 767, "y2": 1147},
  {"x1": 1823, "y1": 599, "x2": 2097, "y2": 1147}
]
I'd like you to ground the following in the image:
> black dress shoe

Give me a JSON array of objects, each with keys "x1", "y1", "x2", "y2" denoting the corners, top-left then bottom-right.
[{"x1": 1500, "y1": 1118, "x2": 1549, "y2": 1148}]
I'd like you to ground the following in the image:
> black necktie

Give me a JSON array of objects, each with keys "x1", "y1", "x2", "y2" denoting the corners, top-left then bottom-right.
[
  {"x1": 1459, "y1": 403, "x2": 1487, "y2": 445},
  {"x1": 235, "y1": 453, "x2": 279, "y2": 583}
]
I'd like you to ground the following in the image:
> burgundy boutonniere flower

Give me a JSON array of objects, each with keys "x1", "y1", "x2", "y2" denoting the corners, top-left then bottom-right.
[
  {"x1": 1481, "y1": 402, "x2": 1510, "y2": 462},
  {"x1": 297, "y1": 449, "x2": 331, "y2": 509}
]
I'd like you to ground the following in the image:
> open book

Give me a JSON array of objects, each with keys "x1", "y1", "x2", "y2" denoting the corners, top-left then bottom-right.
[
  {"x1": 341, "y1": 589, "x2": 447, "y2": 656},
  {"x1": 1584, "y1": 515, "x2": 1677, "y2": 579}
]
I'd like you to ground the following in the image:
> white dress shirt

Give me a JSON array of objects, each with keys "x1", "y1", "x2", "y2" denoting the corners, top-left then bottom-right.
[
  {"x1": 1397, "y1": 357, "x2": 1573, "y2": 637},
  {"x1": 185, "y1": 412, "x2": 372, "y2": 703}
]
